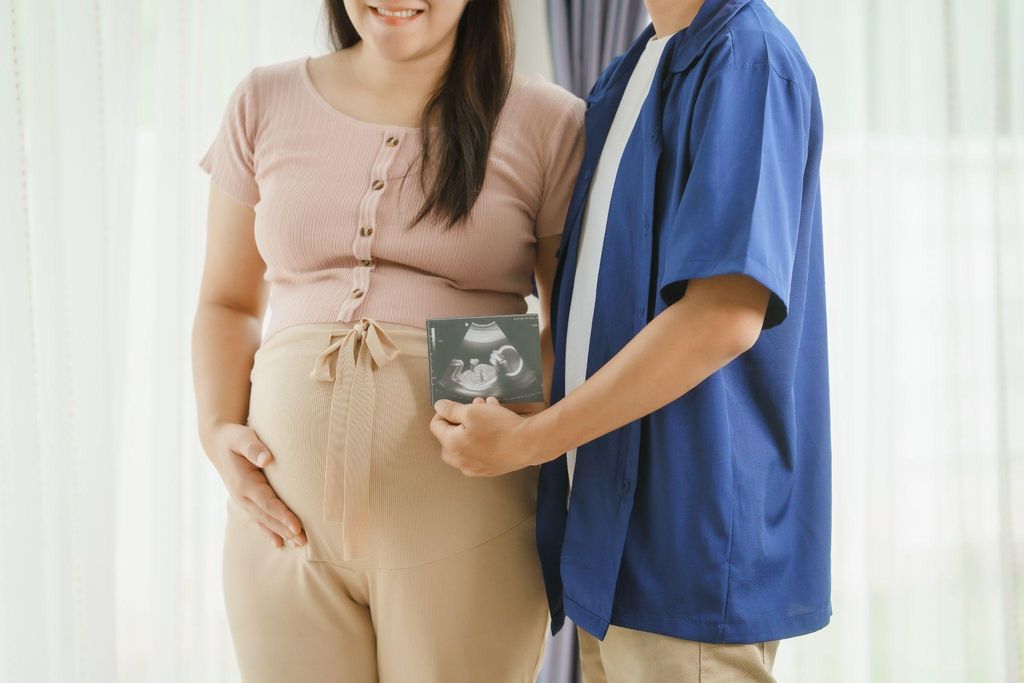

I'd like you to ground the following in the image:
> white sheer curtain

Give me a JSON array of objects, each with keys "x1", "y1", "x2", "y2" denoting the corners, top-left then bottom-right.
[
  {"x1": 2, "y1": 1, "x2": 326, "y2": 680},
  {"x1": 768, "y1": 1, "x2": 1024, "y2": 681},
  {"x1": 1, "y1": 1, "x2": 1022, "y2": 682}
]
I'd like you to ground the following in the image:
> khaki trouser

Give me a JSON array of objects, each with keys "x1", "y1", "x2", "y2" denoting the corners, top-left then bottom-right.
[
  {"x1": 578, "y1": 625, "x2": 779, "y2": 683},
  {"x1": 223, "y1": 319, "x2": 548, "y2": 682}
]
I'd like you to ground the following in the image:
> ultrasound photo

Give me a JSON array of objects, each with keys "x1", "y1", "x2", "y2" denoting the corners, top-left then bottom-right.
[{"x1": 425, "y1": 314, "x2": 544, "y2": 405}]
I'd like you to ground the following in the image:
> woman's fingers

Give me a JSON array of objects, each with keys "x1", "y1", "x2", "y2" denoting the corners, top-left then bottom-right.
[
  {"x1": 211, "y1": 424, "x2": 305, "y2": 549},
  {"x1": 243, "y1": 501, "x2": 307, "y2": 549},
  {"x1": 231, "y1": 495, "x2": 286, "y2": 547},
  {"x1": 235, "y1": 429, "x2": 273, "y2": 467},
  {"x1": 247, "y1": 480, "x2": 305, "y2": 541},
  {"x1": 219, "y1": 425, "x2": 306, "y2": 548},
  {"x1": 285, "y1": 530, "x2": 308, "y2": 548},
  {"x1": 254, "y1": 519, "x2": 285, "y2": 548},
  {"x1": 239, "y1": 497, "x2": 295, "y2": 542},
  {"x1": 264, "y1": 493, "x2": 304, "y2": 537}
]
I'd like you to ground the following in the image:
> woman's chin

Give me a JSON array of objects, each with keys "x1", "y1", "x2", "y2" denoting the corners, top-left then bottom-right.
[
  {"x1": 353, "y1": 25, "x2": 426, "y2": 61},
  {"x1": 367, "y1": 39, "x2": 424, "y2": 63}
]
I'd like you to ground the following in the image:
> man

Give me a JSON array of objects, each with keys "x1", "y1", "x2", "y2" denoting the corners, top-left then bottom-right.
[{"x1": 430, "y1": 0, "x2": 830, "y2": 679}]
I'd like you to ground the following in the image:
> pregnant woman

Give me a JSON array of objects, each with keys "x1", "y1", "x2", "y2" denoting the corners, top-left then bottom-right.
[{"x1": 190, "y1": 1, "x2": 583, "y2": 681}]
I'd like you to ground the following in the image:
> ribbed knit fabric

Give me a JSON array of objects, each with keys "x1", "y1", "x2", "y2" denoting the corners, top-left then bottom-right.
[
  {"x1": 199, "y1": 56, "x2": 585, "y2": 341},
  {"x1": 225, "y1": 319, "x2": 548, "y2": 681},
  {"x1": 246, "y1": 320, "x2": 540, "y2": 570}
]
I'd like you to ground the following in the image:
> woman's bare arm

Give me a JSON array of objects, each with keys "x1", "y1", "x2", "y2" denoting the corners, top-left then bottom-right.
[
  {"x1": 192, "y1": 186, "x2": 267, "y2": 436},
  {"x1": 191, "y1": 184, "x2": 305, "y2": 548}
]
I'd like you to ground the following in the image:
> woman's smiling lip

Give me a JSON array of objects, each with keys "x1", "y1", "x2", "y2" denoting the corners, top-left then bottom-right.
[{"x1": 369, "y1": 5, "x2": 425, "y2": 25}]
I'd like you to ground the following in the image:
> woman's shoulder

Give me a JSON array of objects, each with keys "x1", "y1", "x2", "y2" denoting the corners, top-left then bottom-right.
[
  {"x1": 215, "y1": 57, "x2": 308, "y2": 128},
  {"x1": 245, "y1": 56, "x2": 306, "y2": 93},
  {"x1": 507, "y1": 74, "x2": 584, "y2": 125},
  {"x1": 499, "y1": 74, "x2": 585, "y2": 154}
]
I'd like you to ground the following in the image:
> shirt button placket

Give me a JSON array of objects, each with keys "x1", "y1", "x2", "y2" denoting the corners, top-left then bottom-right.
[{"x1": 341, "y1": 132, "x2": 402, "y2": 319}]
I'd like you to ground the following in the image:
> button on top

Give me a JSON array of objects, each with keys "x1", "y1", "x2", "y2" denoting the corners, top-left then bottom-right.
[
  {"x1": 360, "y1": 226, "x2": 374, "y2": 237},
  {"x1": 351, "y1": 289, "x2": 364, "y2": 299},
  {"x1": 360, "y1": 258, "x2": 373, "y2": 267},
  {"x1": 385, "y1": 136, "x2": 399, "y2": 147},
  {"x1": 371, "y1": 180, "x2": 385, "y2": 191}
]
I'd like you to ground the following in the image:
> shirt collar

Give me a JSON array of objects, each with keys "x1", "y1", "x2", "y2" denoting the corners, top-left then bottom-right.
[
  {"x1": 666, "y1": 0, "x2": 753, "y2": 73},
  {"x1": 592, "y1": 0, "x2": 753, "y2": 100}
]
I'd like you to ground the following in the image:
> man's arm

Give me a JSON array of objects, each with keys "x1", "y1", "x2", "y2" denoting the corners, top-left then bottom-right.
[
  {"x1": 431, "y1": 273, "x2": 770, "y2": 475},
  {"x1": 525, "y1": 273, "x2": 769, "y2": 461}
]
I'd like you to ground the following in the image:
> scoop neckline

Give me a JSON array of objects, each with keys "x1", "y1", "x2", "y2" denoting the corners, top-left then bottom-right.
[{"x1": 299, "y1": 56, "x2": 543, "y2": 132}]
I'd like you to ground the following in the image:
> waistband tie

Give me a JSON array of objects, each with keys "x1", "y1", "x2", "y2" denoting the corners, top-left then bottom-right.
[{"x1": 309, "y1": 318, "x2": 400, "y2": 560}]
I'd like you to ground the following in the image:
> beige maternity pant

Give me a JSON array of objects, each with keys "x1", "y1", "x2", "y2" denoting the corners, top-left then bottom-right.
[
  {"x1": 222, "y1": 320, "x2": 548, "y2": 683},
  {"x1": 578, "y1": 626, "x2": 779, "y2": 682}
]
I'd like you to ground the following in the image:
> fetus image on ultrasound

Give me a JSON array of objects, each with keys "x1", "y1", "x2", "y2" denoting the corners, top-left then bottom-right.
[{"x1": 426, "y1": 315, "x2": 544, "y2": 404}]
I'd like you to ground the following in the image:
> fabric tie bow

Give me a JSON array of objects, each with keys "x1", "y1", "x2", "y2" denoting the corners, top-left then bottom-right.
[{"x1": 309, "y1": 318, "x2": 400, "y2": 560}]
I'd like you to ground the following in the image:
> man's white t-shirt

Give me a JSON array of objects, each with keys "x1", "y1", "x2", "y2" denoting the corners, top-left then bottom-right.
[{"x1": 563, "y1": 31, "x2": 676, "y2": 500}]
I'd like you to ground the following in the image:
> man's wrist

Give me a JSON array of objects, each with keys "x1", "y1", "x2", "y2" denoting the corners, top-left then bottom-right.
[{"x1": 519, "y1": 407, "x2": 565, "y2": 466}]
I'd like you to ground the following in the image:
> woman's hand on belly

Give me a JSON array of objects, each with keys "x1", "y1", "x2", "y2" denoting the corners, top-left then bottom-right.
[{"x1": 206, "y1": 422, "x2": 307, "y2": 549}]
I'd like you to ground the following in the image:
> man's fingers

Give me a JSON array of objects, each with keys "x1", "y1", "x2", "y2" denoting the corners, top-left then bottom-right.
[
  {"x1": 485, "y1": 396, "x2": 500, "y2": 405},
  {"x1": 428, "y1": 415, "x2": 443, "y2": 442},
  {"x1": 473, "y1": 397, "x2": 485, "y2": 405},
  {"x1": 429, "y1": 412, "x2": 463, "y2": 442},
  {"x1": 430, "y1": 415, "x2": 475, "y2": 472},
  {"x1": 433, "y1": 399, "x2": 470, "y2": 424}
]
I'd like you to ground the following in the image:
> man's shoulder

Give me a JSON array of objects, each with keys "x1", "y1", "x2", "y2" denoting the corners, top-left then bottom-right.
[{"x1": 704, "y1": 1, "x2": 813, "y2": 83}]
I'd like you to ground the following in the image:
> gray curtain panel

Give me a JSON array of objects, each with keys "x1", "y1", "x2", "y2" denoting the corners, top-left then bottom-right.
[
  {"x1": 536, "y1": 3, "x2": 649, "y2": 682},
  {"x1": 547, "y1": 0, "x2": 651, "y2": 97}
]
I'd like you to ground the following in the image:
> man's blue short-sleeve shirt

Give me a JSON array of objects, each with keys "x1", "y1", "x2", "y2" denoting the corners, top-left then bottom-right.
[{"x1": 538, "y1": 0, "x2": 832, "y2": 644}]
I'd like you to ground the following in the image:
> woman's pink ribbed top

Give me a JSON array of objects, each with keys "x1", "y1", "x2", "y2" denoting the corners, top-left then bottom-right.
[{"x1": 198, "y1": 57, "x2": 585, "y2": 340}]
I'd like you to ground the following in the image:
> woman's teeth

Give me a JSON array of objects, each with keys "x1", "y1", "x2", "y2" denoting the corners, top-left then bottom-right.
[{"x1": 374, "y1": 7, "x2": 421, "y2": 18}]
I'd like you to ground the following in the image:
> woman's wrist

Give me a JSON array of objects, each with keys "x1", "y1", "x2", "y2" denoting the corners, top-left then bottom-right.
[{"x1": 198, "y1": 417, "x2": 238, "y2": 457}]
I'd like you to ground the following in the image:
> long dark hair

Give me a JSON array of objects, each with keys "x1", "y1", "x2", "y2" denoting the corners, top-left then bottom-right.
[{"x1": 325, "y1": 1, "x2": 515, "y2": 228}]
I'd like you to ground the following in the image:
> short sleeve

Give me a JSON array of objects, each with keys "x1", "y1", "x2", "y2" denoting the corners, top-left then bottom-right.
[
  {"x1": 658, "y1": 62, "x2": 808, "y2": 329},
  {"x1": 534, "y1": 98, "x2": 586, "y2": 239},
  {"x1": 198, "y1": 69, "x2": 260, "y2": 207}
]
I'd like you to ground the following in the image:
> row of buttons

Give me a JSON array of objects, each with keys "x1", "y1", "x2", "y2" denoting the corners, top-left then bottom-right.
[{"x1": 348, "y1": 135, "x2": 401, "y2": 302}]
